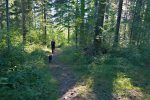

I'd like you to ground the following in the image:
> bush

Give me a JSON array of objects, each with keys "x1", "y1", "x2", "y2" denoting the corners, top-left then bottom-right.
[
  {"x1": 110, "y1": 46, "x2": 141, "y2": 65},
  {"x1": 0, "y1": 45, "x2": 58, "y2": 100},
  {"x1": 0, "y1": 46, "x2": 25, "y2": 76},
  {"x1": 0, "y1": 66, "x2": 57, "y2": 100},
  {"x1": 139, "y1": 45, "x2": 150, "y2": 65}
]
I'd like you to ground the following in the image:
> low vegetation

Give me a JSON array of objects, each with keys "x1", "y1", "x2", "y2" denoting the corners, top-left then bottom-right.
[
  {"x1": 58, "y1": 46, "x2": 150, "y2": 99},
  {"x1": 0, "y1": 44, "x2": 58, "y2": 100},
  {"x1": 0, "y1": 0, "x2": 150, "y2": 99}
]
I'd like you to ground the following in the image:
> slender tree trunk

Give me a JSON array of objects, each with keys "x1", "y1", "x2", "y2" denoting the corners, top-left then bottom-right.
[
  {"x1": 0, "y1": 0, "x2": 3, "y2": 29},
  {"x1": 21, "y1": 0, "x2": 26, "y2": 46},
  {"x1": 6, "y1": 0, "x2": 10, "y2": 50},
  {"x1": 33, "y1": 4, "x2": 36, "y2": 28},
  {"x1": 68, "y1": 21, "x2": 70, "y2": 43},
  {"x1": 75, "y1": 0, "x2": 79, "y2": 48},
  {"x1": 105, "y1": 0, "x2": 110, "y2": 20},
  {"x1": 0, "y1": 11, "x2": 3, "y2": 29},
  {"x1": 113, "y1": 0, "x2": 123, "y2": 47},
  {"x1": 43, "y1": 1, "x2": 47, "y2": 45},
  {"x1": 94, "y1": 0, "x2": 106, "y2": 54},
  {"x1": 67, "y1": 1, "x2": 70, "y2": 43},
  {"x1": 144, "y1": 1, "x2": 150, "y2": 45},
  {"x1": 75, "y1": 26, "x2": 78, "y2": 48},
  {"x1": 123, "y1": 0, "x2": 128, "y2": 40},
  {"x1": 80, "y1": 0, "x2": 85, "y2": 48}
]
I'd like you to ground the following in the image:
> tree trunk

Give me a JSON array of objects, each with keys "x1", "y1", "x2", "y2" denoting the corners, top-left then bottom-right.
[
  {"x1": 6, "y1": 0, "x2": 10, "y2": 50},
  {"x1": 0, "y1": 11, "x2": 3, "y2": 29},
  {"x1": 21, "y1": 0, "x2": 26, "y2": 46},
  {"x1": 79, "y1": 0, "x2": 85, "y2": 48},
  {"x1": 67, "y1": 1, "x2": 70, "y2": 43},
  {"x1": 0, "y1": 0, "x2": 3, "y2": 29},
  {"x1": 94, "y1": 0, "x2": 106, "y2": 54},
  {"x1": 105, "y1": 0, "x2": 110, "y2": 20},
  {"x1": 43, "y1": 1, "x2": 47, "y2": 45},
  {"x1": 68, "y1": 21, "x2": 70, "y2": 43},
  {"x1": 113, "y1": 0, "x2": 123, "y2": 48},
  {"x1": 130, "y1": 0, "x2": 142, "y2": 45},
  {"x1": 143, "y1": 1, "x2": 150, "y2": 45},
  {"x1": 75, "y1": 0, "x2": 79, "y2": 48}
]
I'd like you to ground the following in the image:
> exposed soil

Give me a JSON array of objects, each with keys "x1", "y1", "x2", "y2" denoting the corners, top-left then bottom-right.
[{"x1": 49, "y1": 49, "x2": 80, "y2": 100}]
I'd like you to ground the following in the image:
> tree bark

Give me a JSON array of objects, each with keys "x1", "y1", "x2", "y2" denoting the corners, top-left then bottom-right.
[
  {"x1": 6, "y1": 0, "x2": 10, "y2": 50},
  {"x1": 130, "y1": 0, "x2": 142, "y2": 45},
  {"x1": 80, "y1": 0, "x2": 85, "y2": 48},
  {"x1": 105, "y1": 0, "x2": 110, "y2": 20},
  {"x1": 94, "y1": 0, "x2": 106, "y2": 54},
  {"x1": 68, "y1": 21, "x2": 70, "y2": 43},
  {"x1": 0, "y1": 11, "x2": 3, "y2": 29},
  {"x1": 75, "y1": 0, "x2": 79, "y2": 48},
  {"x1": 21, "y1": 0, "x2": 26, "y2": 46},
  {"x1": 67, "y1": 1, "x2": 70, "y2": 43},
  {"x1": 113, "y1": 0, "x2": 123, "y2": 47},
  {"x1": 0, "y1": 0, "x2": 3, "y2": 29},
  {"x1": 43, "y1": 0, "x2": 47, "y2": 45}
]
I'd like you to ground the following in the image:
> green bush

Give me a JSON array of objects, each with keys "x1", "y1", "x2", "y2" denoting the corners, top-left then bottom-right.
[
  {"x1": 110, "y1": 47, "x2": 141, "y2": 65},
  {"x1": 0, "y1": 46, "x2": 25, "y2": 76},
  {"x1": 0, "y1": 66, "x2": 57, "y2": 100},
  {"x1": 0, "y1": 45, "x2": 58, "y2": 100},
  {"x1": 139, "y1": 45, "x2": 150, "y2": 65}
]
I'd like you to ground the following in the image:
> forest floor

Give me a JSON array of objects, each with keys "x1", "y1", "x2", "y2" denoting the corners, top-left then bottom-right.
[
  {"x1": 49, "y1": 49, "x2": 96, "y2": 100},
  {"x1": 47, "y1": 47, "x2": 150, "y2": 100}
]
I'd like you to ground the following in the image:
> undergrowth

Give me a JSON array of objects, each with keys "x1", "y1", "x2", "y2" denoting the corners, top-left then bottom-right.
[
  {"x1": 58, "y1": 46, "x2": 150, "y2": 100},
  {"x1": 0, "y1": 44, "x2": 58, "y2": 100}
]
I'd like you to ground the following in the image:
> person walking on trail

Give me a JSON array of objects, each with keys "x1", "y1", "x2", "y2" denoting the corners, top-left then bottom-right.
[{"x1": 51, "y1": 39, "x2": 55, "y2": 54}]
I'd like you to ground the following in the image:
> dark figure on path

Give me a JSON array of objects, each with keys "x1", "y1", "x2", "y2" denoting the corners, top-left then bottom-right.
[
  {"x1": 51, "y1": 40, "x2": 55, "y2": 54},
  {"x1": 49, "y1": 54, "x2": 52, "y2": 63}
]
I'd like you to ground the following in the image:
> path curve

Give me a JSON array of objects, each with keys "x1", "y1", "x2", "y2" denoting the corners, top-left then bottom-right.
[{"x1": 49, "y1": 49, "x2": 96, "y2": 100}]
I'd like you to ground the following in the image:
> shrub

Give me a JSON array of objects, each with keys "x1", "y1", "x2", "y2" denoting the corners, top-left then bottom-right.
[
  {"x1": 139, "y1": 45, "x2": 150, "y2": 65},
  {"x1": 0, "y1": 45, "x2": 58, "y2": 100}
]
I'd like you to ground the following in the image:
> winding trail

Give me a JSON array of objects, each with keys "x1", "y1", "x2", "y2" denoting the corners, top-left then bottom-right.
[
  {"x1": 47, "y1": 48, "x2": 147, "y2": 100},
  {"x1": 49, "y1": 49, "x2": 96, "y2": 100},
  {"x1": 49, "y1": 49, "x2": 80, "y2": 100}
]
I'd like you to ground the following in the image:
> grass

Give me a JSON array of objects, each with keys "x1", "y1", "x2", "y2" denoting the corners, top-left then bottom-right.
[
  {"x1": 57, "y1": 45, "x2": 150, "y2": 100},
  {"x1": 1, "y1": 44, "x2": 149, "y2": 100},
  {"x1": 0, "y1": 44, "x2": 58, "y2": 100}
]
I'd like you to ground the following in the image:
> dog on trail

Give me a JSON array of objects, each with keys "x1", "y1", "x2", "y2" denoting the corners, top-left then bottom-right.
[{"x1": 49, "y1": 54, "x2": 53, "y2": 63}]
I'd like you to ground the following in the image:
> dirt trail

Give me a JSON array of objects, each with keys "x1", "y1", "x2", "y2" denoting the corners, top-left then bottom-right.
[
  {"x1": 49, "y1": 49, "x2": 96, "y2": 100},
  {"x1": 49, "y1": 49, "x2": 79, "y2": 100}
]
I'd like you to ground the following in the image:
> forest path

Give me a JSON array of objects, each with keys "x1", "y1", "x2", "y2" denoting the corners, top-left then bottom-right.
[{"x1": 49, "y1": 49, "x2": 96, "y2": 100}]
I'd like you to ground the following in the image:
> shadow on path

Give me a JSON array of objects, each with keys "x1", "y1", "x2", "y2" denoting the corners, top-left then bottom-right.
[{"x1": 49, "y1": 49, "x2": 81, "y2": 100}]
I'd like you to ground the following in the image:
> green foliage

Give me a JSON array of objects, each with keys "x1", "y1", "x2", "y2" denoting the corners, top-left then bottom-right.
[
  {"x1": 58, "y1": 46, "x2": 93, "y2": 74},
  {"x1": 0, "y1": 45, "x2": 25, "y2": 76},
  {"x1": 0, "y1": 0, "x2": 150, "y2": 99},
  {"x1": 26, "y1": 30, "x2": 41, "y2": 44},
  {"x1": 0, "y1": 66, "x2": 57, "y2": 100},
  {"x1": 59, "y1": 46, "x2": 150, "y2": 99},
  {"x1": 88, "y1": 55, "x2": 150, "y2": 99},
  {"x1": 0, "y1": 30, "x2": 7, "y2": 48},
  {"x1": 139, "y1": 45, "x2": 150, "y2": 65},
  {"x1": 109, "y1": 47, "x2": 139, "y2": 65},
  {"x1": 110, "y1": 45, "x2": 150, "y2": 66},
  {"x1": 0, "y1": 45, "x2": 58, "y2": 100}
]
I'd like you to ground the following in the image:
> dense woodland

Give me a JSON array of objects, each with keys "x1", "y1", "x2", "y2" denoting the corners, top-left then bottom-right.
[{"x1": 0, "y1": 0, "x2": 150, "y2": 100}]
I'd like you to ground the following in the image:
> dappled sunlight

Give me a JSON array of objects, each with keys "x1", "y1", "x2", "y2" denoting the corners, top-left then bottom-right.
[
  {"x1": 59, "y1": 77, "x2": 96, "y2": 100},
  {"x1": 24, "y1": 44, "x2": 43, "y2": 53},
  {"x1": 1, "y1": 0, "x2": 149, "y2": 99},
  {"x1": 113, "y1": 72, "x2": 143, "y2": 99}
]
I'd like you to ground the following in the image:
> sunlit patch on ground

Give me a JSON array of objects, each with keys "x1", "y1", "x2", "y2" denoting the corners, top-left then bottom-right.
[
  {"x1": 59, "y1": 77, "x2": 97, "y2": 100},
  {"x1": 113, "y1": 72, "x2": 143, "y2": 100}
]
